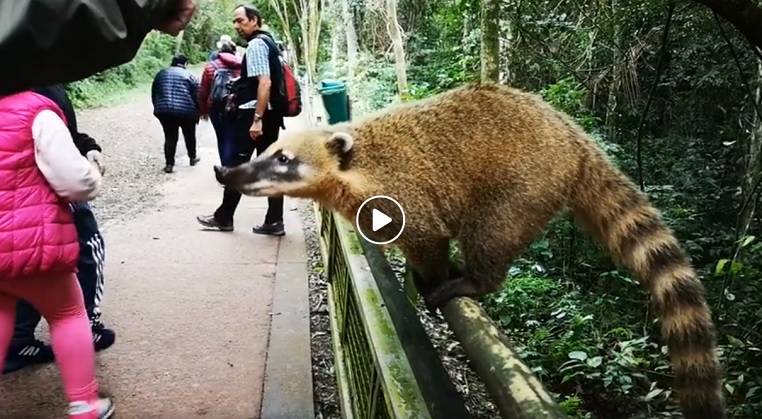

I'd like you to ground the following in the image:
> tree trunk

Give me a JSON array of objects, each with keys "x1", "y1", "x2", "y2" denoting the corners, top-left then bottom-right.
[
  {"x1": 341, "y1": 0, "x2": 359, "y2": 81},
  {"x1": 480, "y1": 0, "x2": 500, "y2": 82},
  {"x1": 305, "y1": 0, "x2": 325, "y2": 83},
  {"x1": 736, "y1": 60, "x2": 762, "y2": 254},
  {"x1": 463, "y1": 14, "x2": 470, "y2": 41},
  {"x1": 385, "y1": 0, "x2": 408, "y2": 97},
  {"x1": 267, "y1": 0, "x2": 299, "y2": 70},
  {"x1": 300, "y1": 17, "x2": 313, "y2": 83},
  {"x1": 499, "y1": 14, "x2": 513, "y2": 83},
  {"x1": 605, "y1": 0, "x2": 622, "y2": 142},
  {"x1": 330, "y1": 25, "x2": 342, "y2": 65},
  {"x1": 174, "y1": 30, "x2": 185, "y2": 55}
]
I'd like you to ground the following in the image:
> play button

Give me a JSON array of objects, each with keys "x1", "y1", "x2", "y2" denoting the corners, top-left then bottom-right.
[{"x1": 356, "y1": 195, "x2": 406, "y2": 245}]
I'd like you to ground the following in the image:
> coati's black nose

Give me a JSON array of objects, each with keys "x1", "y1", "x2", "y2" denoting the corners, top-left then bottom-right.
[{"x1": 213, "y1": 165, "x2": 228, "y2": 185}]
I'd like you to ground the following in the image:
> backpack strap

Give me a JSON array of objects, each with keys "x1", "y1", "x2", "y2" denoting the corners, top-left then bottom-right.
[
  {"x1": 255, "y1": 34, "x2": 281, "y2": 61},
  {"x1": 255, "y1": 33, "x2": 275, "y2": 49}
]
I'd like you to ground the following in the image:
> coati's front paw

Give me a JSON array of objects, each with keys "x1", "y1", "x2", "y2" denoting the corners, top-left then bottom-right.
[
  {"x1": 424, "y1": 282, "x2": 460, "y2": 311},
  {"x1": 422, "y1": 296, "x2": 439, "y2": 315},
  {"x1": 426, "y1": 276, "x2": 481, "y2": 310}
]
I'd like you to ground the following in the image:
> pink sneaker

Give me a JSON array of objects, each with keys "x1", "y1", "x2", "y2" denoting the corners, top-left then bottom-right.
[{"x1": 67, "y1": 397, "x2": 115, "y2": 419}]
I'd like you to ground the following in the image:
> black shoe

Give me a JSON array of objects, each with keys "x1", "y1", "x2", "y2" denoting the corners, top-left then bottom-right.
[
  {"x1": 3, "y1": 339, "x2": 54, "y2": 374},
  {"x1": 190, "y1": 157, "x2": 200, "y2": 166},
  {"x1": 197, "y1": 214, "x2": 234, "y2": 232},
  {"x1": 253, "y1": 221, "x2": 285, "y2": 236},
  {"x1": 163, "y1": 165, "x2": 173, "y2": 173},
  {"x1": 92, "y1": 323, "x2": 116, "y2": 352}
]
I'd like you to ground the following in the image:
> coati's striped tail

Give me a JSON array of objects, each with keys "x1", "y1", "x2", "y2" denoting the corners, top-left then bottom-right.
[{"x1": 569, "y1": 148, "x2": 725, "y2": 419}]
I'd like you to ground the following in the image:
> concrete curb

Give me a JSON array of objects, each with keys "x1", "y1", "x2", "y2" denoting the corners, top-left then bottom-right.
[
  {"x1": 258, "y1": 206, "x2": 315, "y2": 418},
  {"x1": 259, "y1": 94, "x2": 323, "y2": 418}
]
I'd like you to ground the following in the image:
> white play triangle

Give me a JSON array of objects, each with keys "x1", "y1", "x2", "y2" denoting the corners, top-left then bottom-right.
[{"x1": 372, "y1": 208, "x2": 392, "y2": 232}]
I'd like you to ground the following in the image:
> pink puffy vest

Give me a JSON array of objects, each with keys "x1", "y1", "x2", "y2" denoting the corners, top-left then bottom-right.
[{"x1": 0, "y1": 91, "x2": 79, "y2": 280}]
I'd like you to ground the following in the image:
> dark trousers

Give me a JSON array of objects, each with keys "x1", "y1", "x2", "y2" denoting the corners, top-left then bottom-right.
[
  {"x1": 210, "y1": 107, "x2": 236, "y2": 167},
  {"x1": 12, "y1": 202, "x2": 105, "y2": 345},
  {"x1": 213, "y1": 109, "x2": 283, "y2": 225},
  {"x1": 156, "y1": 113, "x2": 198, "y2": 166}
]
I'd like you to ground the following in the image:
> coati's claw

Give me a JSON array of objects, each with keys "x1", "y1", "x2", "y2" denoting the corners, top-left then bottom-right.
[
  {"x1": 424, "y1": 301, "x2": 439, "y2": 316},
  {"x1": 426, "y1": 277, "x2": 479, "y2": 309},
  {"x1": 425, "y1": 283, "x2": 454, "y2": 311}
]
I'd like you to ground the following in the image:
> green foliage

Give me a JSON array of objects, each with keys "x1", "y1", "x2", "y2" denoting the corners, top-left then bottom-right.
[
  {"x1": 540, "y1": 77, "x2": 602, "y2": 131},
  {"x1": 65, "y1": 32, "x2": 176, "y2": 108},
  {"x1": 475, "y1": 270, "x2": 679, "y2": 417}
]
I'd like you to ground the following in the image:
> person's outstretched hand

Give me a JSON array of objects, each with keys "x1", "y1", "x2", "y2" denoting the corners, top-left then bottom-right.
[
  {"x1": 154, "y1": 0, "x2": 197, "y2": 36},
  {"x1": 87, "y1": 150, "x2": 106, "y2": 175}
]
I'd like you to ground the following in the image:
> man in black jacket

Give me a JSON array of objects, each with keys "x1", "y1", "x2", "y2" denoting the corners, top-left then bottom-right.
[
  {"x1": 196, "y1": 4, "x2": 287, "y2": 236},
  {"x1": 3, "y1": 85, "x2": 116, "y2": 374}
]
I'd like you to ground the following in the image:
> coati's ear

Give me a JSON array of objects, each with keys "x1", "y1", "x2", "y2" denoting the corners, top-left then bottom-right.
[
  {"x1": 325, "y1": 131, "x2": 354, "y2": 170},
  {"x1": 326, "y1": 132, "x2": 354, "y2": 154}
]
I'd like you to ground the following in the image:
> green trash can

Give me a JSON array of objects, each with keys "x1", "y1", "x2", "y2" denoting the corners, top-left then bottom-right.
[{"x1": 318, "y1": 79, "x2": 351, "y2": 124}]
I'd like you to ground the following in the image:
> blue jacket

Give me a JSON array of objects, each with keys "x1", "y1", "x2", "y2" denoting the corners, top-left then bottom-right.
[{"x1": 151, "y1": 65, "x2": 200, "y2": 117}]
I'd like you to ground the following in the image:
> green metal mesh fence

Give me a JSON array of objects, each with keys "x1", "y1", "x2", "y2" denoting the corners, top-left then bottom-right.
[{"x1": 319, "y1": 207, "x2": 396, "y2": 419}]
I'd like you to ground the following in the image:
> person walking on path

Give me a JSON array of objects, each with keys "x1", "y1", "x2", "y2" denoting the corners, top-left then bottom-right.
[
  {"x1": 151, "y1": 54, "x2": 201, "y2": 174},
  {"x1": 0, "y1": 90, "x2": 114, "y2": 418},
  {"x1": 199, "y1": 40, "x2": 243, "y2": 167},
  {"x1": 196, "y1": 4, "x2": 287, "y2": 236},
  {"x1": 3, "y1": 84, "x2": 116, "y2": 375},
  {"x1": 208, "y1": 34, "x2": 234, "y2": 62}
]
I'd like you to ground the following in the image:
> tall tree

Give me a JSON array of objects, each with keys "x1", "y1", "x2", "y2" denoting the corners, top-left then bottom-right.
[
  {"x1": 301, "y1": 0, "x2": 325, "y2": 84},
  {"x1": 386, "y1": 0, "x2": 408, "y2": 96},
  {"x1": 329, "y1": 0, "x2": 343, "y2": 66},
  {"x1": 736, "y1": 61, "x2": 762, "y2": 256},
  {"x1": 341, "y1": 0, "x2": 359, "y2": 82},
  {"x1": 480, "y1": 0, "x2": 500, "y2": 82}
]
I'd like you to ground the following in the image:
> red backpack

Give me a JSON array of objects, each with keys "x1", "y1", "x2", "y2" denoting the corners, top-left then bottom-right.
[
  {"x1": 279, "y1": 57, "x2": 302, "y2": 117},
  {"x1": 257, "y1": 34, "x2": 302, "y2": 118}
]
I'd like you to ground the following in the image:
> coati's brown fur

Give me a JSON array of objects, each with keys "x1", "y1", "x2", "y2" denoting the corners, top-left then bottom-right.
[{"x1": 215, "y1": 82, "x2": 724, "y2": 418}]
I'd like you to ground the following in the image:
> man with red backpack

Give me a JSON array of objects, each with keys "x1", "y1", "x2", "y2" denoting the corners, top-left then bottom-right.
[
  {"x1": 196, "y1": 4, "x2": 301, "y2": 236},
  {"x1": 198, "y1": 40, "x2": 242, "y2": 167}
]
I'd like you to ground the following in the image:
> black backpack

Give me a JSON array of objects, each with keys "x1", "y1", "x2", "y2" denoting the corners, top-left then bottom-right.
[{"x1": 210, "y1": 62, "x2": 234, "y2": 105}]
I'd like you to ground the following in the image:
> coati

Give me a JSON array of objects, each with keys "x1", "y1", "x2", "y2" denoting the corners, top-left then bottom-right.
[{"x1": 214, "y1": 82, "x2": 724, "y2": 418}]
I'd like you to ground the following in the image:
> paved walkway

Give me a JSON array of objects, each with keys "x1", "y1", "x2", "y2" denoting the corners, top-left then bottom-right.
[{"x1": 0, "y1": 115, "x2": 314, "y2": 418}]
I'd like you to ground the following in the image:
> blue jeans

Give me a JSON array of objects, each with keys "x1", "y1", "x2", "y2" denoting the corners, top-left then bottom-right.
[
  {"x1": 210, "y1": 108, "x2": 237, "y2": 167},
  {"x1": 11, "y1": 202, "x2": 106, "y2": 344}
]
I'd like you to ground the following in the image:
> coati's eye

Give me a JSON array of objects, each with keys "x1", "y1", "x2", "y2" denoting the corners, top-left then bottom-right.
[{"x1": 277, "y1": 154, "x2": 290, "y2": 164}]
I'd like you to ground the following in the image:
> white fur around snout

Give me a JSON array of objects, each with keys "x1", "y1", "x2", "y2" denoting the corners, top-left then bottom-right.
[
  {"x1": 240, "y1": 180, "x2": 275, "y2": 195},
  {"x1": 328, "y1": 132, "x2": 354, "y2": 152},
  {"x1": 297, "y1": 163, "x2": 313, "y2": 177},
  {"x1": 272, "y1": 161, "x2": 312, "y2": 177}
]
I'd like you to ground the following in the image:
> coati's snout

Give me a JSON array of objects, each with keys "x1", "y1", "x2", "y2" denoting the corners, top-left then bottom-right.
[
  {"x1": 212, "y1": 150, "x2": 307, "y2": 197},
  {"x1": 213, "y1": 163, "x2": 255, "y2": 190},
  {"x1": 213, "y1": 129, "x2": 355, "y2": 198},
  {"x1": 213, "y1": 164, "x2": 233, "y2": 186}
]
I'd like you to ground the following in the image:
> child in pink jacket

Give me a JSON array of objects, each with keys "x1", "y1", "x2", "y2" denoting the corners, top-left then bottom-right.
[{"x1": 0, "y1": 90, "x2": 114, "y2": 418}]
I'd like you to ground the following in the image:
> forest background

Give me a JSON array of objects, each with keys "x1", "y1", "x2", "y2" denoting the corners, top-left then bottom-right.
[{"x1": 67, "y1": 0, "x2": 762, "y2": 417}]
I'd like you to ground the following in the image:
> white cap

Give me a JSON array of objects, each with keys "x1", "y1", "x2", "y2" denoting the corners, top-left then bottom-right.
[{"x1": 216, "y1": 34, "x2": 233, "y2": 49}]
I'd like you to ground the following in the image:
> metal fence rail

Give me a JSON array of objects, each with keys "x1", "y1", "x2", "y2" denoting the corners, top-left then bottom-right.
[{"x1": 314, "y1": 205, "x2": 469, "y2": 418}]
